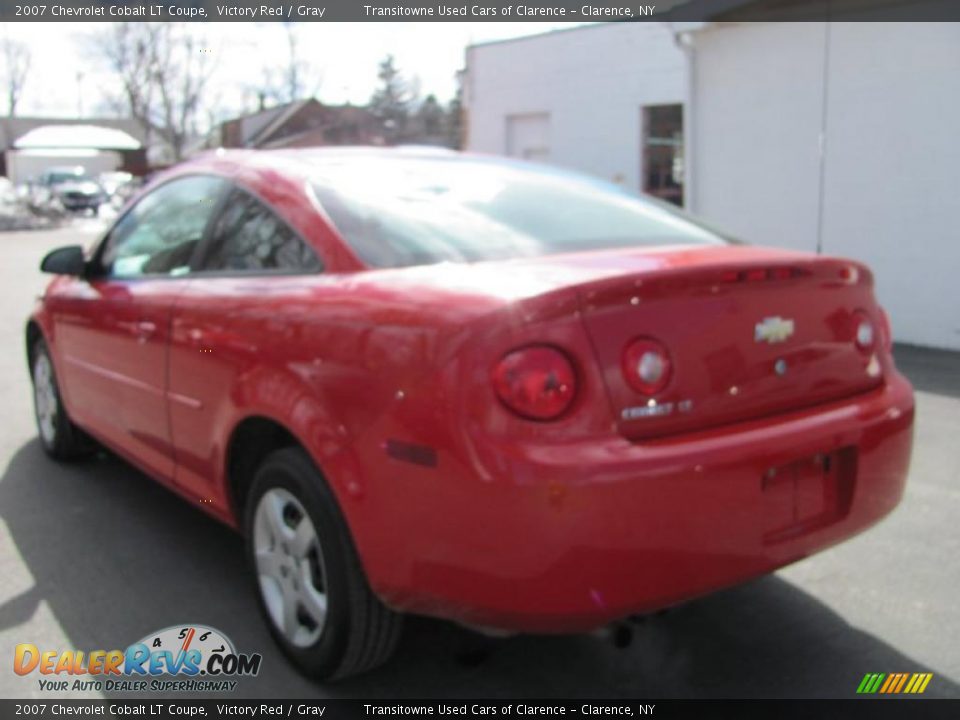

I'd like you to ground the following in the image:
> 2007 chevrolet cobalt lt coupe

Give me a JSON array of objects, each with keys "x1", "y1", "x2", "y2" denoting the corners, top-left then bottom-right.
[{"x1": 27, "y1": 148, "x2": 914, "y2": 680}]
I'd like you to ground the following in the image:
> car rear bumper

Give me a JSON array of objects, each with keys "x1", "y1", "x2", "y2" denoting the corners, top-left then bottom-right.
[{"x1": 367, "y1": 372, "x2": 914, "y2": 633}]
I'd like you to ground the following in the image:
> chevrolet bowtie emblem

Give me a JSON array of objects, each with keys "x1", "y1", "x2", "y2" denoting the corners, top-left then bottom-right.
[{"x1": 755, "y1": 316, "x2": 795, "y2": 344}]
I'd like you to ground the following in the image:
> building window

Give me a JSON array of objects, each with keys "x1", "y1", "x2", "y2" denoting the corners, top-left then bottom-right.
[{"x1": 642, "y1": 104, "x2": 684, "y2": 207}]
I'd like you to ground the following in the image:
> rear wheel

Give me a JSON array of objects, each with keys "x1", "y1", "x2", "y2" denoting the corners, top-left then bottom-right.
[
  {"x1": 244, "y1": 447, "x2": 402, "y2": 680},
  {"x1": 31, "y1": 339, "x2": 92, "y2": 459}
]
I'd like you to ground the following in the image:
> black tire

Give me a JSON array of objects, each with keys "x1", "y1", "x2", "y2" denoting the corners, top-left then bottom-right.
[
  {"x1": 244, "y1": 447, "x2": 402, "y2": 681},
  {"x1": 30, "y1": 339, "x2": 93, "y2": 460}
]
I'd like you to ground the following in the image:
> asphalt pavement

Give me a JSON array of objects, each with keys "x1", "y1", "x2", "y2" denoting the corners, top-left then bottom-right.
[{"x1": 0, "y1": 224, "x2": 957, "y2": 699}]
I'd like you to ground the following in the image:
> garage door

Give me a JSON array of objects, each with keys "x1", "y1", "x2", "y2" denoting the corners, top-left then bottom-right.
[{"x1": 506, "y1": 113, "x2": 551, "y2": 162}]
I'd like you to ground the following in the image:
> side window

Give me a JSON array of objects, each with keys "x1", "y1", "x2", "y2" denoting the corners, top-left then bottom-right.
[
  {"x1": 200, "y1": 188, "x2": 322, "y2": 273},
  {"x1": 98, "y1": 175, "x2": 226, "y2": 278}
]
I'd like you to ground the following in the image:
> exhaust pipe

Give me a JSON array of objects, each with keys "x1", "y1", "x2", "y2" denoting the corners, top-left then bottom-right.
[{"x1": 612, "y1": 622, "x2": 633, "y2": 649}]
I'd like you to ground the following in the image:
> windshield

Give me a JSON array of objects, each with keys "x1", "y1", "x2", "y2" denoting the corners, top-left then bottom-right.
[
  {"x1": 310, "y1": 157, "x2": 732, "y2": 269},
  {"x1": 48, "y1": 171, "x2": 92, "y2": 184}
]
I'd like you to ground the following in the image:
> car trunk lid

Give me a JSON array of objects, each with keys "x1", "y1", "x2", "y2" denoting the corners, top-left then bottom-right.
[{"x1": 573, "y1": 246, "x2": 885, "y2": 440}]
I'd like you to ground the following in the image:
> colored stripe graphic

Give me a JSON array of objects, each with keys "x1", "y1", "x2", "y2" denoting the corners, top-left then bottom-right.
[
  {"x1": 857, "y1": 672, "x2": 933, "y2": 694},
  {"x1": 856, "y1": 673, "x2": 885, "y2": 694},
  {"x1": 881, "y1": 673, "x2": 905, "y2": 693},
  {"x1": 911, "y1": 673, "x2": 933, "y2": 695}
]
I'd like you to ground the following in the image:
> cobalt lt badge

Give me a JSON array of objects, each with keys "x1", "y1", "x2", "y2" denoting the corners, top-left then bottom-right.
[{"x1": 755, "y1": 316, "x2": 795, "y2": 344}]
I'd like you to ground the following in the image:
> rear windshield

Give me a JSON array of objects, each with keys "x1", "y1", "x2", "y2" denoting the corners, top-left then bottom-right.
[{"x1": 310, "y1": 157, "x2": 731, "y2": 269}]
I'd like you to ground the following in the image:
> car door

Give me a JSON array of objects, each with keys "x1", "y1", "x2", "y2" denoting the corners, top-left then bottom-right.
[
  {"x1": 167, "y1": 184, "x2": 324, "y2": 505},
  {"x1": 50, "y1": 174, "x2": 228, "y2": 480}
]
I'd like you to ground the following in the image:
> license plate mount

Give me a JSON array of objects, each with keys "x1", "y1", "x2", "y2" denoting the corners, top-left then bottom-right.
[{"x1": 761, "y1": 449, "x2": 853, "y2": 543}]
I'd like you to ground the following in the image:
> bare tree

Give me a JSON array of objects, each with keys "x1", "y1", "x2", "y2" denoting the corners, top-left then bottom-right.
[
  {"x1": 281, "y1": 22, "x2": 306, "y2": 103},
  {"x1": 153, "y1": 26, "x2": 216, "y2": 160},
  {"x1": 96, "y1": 23, "x2": 216, "y2": 161},
  {"x1": 98, "y1": 24, "x2": 159, "y2": 131},
  {"x1": 244, "y1": 23, "x2": 321, "y2": 110},
  {"x1": 1, "y1": 36, "x2": 31, "y2": 116}
]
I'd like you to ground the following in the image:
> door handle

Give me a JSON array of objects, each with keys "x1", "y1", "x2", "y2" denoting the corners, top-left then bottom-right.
[{"x1": 136, "y1": 321, "x2": 157, "y2": 343}]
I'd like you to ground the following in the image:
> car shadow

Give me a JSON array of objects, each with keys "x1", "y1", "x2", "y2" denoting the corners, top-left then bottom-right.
[{"x1": 0, "y1": 439, "x2": 956, "y2": 699}]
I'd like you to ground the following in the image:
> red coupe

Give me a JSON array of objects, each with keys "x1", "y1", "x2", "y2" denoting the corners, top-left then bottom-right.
[{"x1": 27, "y1": 148, "x2": 914, "y2": 680}]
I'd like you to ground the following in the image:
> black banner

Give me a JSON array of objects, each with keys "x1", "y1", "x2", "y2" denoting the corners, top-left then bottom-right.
[
  {"x1": 1, "y1": 0, "x2": 960, "y2": 22},
  {"x1": 1, "y1": 700, "x2": 960, "y2": 720}
]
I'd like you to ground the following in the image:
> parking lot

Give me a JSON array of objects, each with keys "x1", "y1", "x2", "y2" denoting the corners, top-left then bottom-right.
[{"x1": 0, "y1": 224, "x2": 957, "y2": 699}]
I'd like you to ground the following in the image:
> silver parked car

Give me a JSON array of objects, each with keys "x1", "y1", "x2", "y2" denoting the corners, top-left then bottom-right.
[{"x1": 33, "y1": 166, "x2": 106, "y2": 215}]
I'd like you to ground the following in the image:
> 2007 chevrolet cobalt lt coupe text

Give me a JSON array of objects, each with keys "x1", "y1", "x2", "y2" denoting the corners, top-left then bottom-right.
[{"x1": 27, "y1": 148, "x2": 914, "y2": 680}]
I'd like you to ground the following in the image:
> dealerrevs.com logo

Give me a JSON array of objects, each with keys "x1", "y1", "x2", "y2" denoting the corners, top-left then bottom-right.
[{"x1": 14, "y1": 624, "x2": 262, "y2": 693}]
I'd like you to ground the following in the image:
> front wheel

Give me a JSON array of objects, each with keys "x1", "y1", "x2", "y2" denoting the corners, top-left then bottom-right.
[
  {"x1": 31, "y1": 339, "x2": 92, "y2": 459},
  {"x1": 245, "y1": 447, "x2": 402, "y2": 680}
]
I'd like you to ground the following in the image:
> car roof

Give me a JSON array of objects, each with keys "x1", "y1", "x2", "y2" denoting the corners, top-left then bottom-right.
[
  {"x1": 202, "y1": 144, "x2": 544, "y2": 175},
  {"x1": 252, "y1": 145, "x2": 457, "y2": 161},
  {"x1": 180, "y1": 145, "x2": 602, "y2": 193}
]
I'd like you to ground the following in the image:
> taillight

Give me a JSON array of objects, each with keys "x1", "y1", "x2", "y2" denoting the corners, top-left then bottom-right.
[
  {"x1": 492, "y1": 346, "x2": 576, "y2": 421},
  {"x1": 853, "y1": 311, "x2": 875, "y2": 352},
  {"x1": 622, "y1": 338, "x2": 672, "y2": 395}
]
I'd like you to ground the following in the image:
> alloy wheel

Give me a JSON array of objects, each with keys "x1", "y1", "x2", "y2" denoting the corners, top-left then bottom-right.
[
  {"x1": 253, "y1": 488, "x2": 328, "y2": 647},
  {"x1": 33, "y1": 353, "x2": 58, "y2": 446}
]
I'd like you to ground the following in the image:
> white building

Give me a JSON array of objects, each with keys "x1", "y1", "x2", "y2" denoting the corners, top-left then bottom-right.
[
  {"x1": 5, "y1": 124, "x2": 142, "y2": 185},
  {"x1": 465, "y1": 21, "x2": 960, "y2": 350},
  {"x1": 685, "y1": 21, "x2": 960, "y2": 351},
  {"x1": 465, "y1": 23, "x2": 688, "y2": 203}
]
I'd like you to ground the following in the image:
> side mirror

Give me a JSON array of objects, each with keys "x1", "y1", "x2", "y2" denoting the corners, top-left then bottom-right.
[{"x1": 40, "y1": 245, "x2": 86, "y2": 276}]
